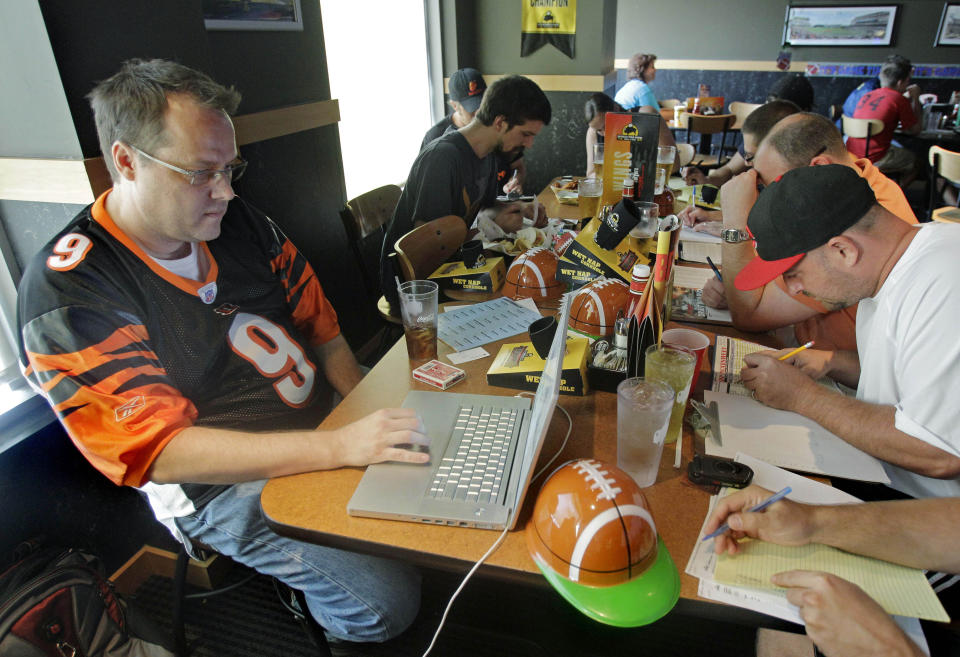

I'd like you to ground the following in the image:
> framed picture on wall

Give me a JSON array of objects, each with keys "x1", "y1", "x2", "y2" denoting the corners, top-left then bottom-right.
[
  {"x1": 936, "y1": 4, "x2": 960, "y2": 45},
  {"x1": 203, "y1": 0, "x2": 303, "y2": 31},
  {"x1": 783, "y1": 5, "x2": 898, "y2": 46}
]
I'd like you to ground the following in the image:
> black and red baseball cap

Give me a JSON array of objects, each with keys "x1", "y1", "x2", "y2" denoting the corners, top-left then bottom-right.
[
  {"x1": 449, "y1": 68, "x2": 486, "y2": 113},
  {"x1": 734, "y1": 165, "x2": 877, "y2": 291}
]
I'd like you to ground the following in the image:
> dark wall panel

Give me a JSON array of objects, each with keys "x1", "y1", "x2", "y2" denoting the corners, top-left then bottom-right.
[
  {"x1": 524, "y1": 91, "x2": 594, "y2": 194},
  {"x1": 0, "y1": 422, "x2": 176, "y2": 574}
]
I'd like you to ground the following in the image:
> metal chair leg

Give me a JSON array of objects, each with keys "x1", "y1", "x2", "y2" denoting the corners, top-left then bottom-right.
[{"x1": 172, "y1": 546, "x2": 190, "y2": 657}]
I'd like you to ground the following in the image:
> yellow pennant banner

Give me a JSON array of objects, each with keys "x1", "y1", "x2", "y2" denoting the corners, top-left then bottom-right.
[{"x1": 521, "y1": 0, "x2": 576, "y2": 59}]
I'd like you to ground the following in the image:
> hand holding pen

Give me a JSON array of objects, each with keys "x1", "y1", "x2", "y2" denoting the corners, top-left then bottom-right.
[{"x1": 702, "y1": 485, "x2": 816, "y2": 555}]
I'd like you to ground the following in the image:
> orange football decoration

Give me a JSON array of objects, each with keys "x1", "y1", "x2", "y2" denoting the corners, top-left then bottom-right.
[
  {"x1": 526, "y1": 459, "x2": 658, "y2": 587},
  {"x1": 502, "y1": 247, "x2": 565, "y2": 303},
  {"x1": 568, "y1": 278, "x2": 630, "y2": 339}
]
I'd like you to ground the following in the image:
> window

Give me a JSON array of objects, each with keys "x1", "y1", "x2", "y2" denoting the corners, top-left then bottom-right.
[
  {"x1": 320, "y1": 1, "x2": 433, "y2": 200},
  {"x1": 0, "y1": 223, "x2": 31, "y2": 415}
]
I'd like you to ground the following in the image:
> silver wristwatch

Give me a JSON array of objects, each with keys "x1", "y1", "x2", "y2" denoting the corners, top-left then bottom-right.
[{"x1": 720, "y1": 228, "x2": 751, "y2": 244}]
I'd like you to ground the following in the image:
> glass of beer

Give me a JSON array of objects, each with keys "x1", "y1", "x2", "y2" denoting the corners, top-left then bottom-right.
[
  {"x1": 593, "y1": 143, "x2": 605, "y2": 179},
  {"x1": 398, "y1": 280, "x2": 438, "y2": 365},
  {"x1": 644, "y1": 343, "x2": 696, "y2": 445},
  {"x1": 657, "y1": 145, "x2": 677, "y2": 182},
  {"x1": 578, "y1": 177, "x2": 603, "y2": 227}
]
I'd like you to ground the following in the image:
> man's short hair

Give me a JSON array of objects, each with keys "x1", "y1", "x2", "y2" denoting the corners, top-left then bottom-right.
[
  {"x1": 765, "y1": 112, "x2": 847, "y2": 169},
  {"x1": 584, "y1": 93, "x2": 623, "y2": 123},
  {"x1": 741, "y1": 99, "x2": 801, "y2": 141},
  {"x1": 475, "y1": 75, "x2": 551, "y2": 128},
  {"x1": 88, "y1": 59, "x2": 241, "y2": 181},
  {"x1": 766, "y1": 73, "x2": 814, "y2": 111},
  {"x1": 879, "y1": 55, "x2": 912, "y2": 86}
]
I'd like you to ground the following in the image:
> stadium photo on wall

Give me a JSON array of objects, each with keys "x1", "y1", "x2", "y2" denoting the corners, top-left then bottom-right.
[
  {"x1": 936, "y1": 4, "x2": 960, "y2": 46},
  {"x1": 783, "y1": 5, "x2": 898, "y2": 47}
]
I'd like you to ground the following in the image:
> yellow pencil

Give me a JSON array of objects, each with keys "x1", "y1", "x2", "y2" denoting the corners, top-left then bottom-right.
[{"x1": 779, "y1": 341, "x2": 814, "y2": 361}]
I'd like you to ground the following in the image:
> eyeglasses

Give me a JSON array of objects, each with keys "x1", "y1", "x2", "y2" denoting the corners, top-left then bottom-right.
[
  {"x1": 129, "y1": 145, "x2": 247, "y2": 186},
  {"x1": 743, "y1": 151, "x2": 756, "y2": 164}
]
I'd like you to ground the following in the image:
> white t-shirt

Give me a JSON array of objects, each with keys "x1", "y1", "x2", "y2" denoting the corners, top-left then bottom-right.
[{"x1": 857, "y1": 223, "x2": 960, "y2": 498}]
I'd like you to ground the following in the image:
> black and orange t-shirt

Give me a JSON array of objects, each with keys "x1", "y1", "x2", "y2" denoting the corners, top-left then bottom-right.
[{"x1": 18, "y1": 192, "x2": 339, "y2": 501}]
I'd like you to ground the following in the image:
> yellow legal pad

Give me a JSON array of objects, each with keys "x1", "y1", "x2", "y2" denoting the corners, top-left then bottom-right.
[{"x1": 714, "y1": 540, "x2": 950, "y2": 622}]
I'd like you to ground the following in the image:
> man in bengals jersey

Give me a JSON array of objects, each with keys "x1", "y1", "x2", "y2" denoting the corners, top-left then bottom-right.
[{"x1": 17, "y1": 59, "x2": 426, "y2": 648}]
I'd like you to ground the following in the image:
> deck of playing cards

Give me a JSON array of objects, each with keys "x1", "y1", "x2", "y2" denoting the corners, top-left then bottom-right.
[{"x1": 412, "y1": 360, "x2": 466, "y2": 390}]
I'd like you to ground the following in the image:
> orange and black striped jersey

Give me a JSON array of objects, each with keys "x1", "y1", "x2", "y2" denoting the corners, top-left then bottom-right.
[{"x1": 18, "y1": 191, "x2": 339, "y2": 504}]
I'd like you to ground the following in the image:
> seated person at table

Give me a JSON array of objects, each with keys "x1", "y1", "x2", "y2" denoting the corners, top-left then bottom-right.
[
  {"x1": 848, "y1": 55, "x2": 922, "y2": 185},
  {"x1": 615, "y1": 53, "x2": 660, "y2": 112},
  {"x1": 700, "y1": 112, "x2": 916, "y2": 352},
  {"x1": 17, "y1": 59, "x2": 427, "y2": 648},
  {"x1": 766, "y1": 72, "x2": 814, "y2": 111},
  {"x1": 381, "y1": 75, "x2": 550, "y2": 303},
  {"x1": 613, "y1": 53, "x2": 681, "y2": 170},
  {"x1": 681, "y1": 99, "x2": 800, "y2": 189},
  {"x1": 584, "y1": 93, "x2": 623, "y2": 178},
  {"x1": 420, "y1": 67, "x2": 524, "y2": 195},
  {"x1": 706, "y1": 486, "x2": 960, "y2": 657},
  {"x1": 734, "y1": 165, "x2": 960, "y2": 499}
]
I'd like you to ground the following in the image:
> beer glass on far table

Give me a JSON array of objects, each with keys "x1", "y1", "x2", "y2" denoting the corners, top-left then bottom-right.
[
  {"x1": 578, "y1": 177, "x2": 603, "y2": 228},
  {"x1": 593, "y1": 143, "x2": 605, "y2": 180},
  {"x1": 657, "y1": 145, "x2": 677, "y2": 182}
]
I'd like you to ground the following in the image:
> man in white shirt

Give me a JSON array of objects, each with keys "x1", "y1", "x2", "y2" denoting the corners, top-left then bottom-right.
[{"x1": 734, "y1": 164, "x2": 960, "y2": 499}]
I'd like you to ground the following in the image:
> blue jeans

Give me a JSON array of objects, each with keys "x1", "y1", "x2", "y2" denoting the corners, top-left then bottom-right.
[{"x1": 173, "y1": 480, "x2": 420, "y2": 642}]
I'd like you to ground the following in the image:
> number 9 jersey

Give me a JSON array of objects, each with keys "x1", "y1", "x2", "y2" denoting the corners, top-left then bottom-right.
[{"x1": 18, "y1": 192, "x2": 339, "y2": 503}]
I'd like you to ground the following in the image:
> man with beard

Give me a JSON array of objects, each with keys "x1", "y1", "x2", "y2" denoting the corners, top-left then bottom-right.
[
  {"x1": 381, "y1": 75, "x2": 550, "y2": 307},
  {"x1": 734, "y1": 165, "x2": 960, "y2": 500}
]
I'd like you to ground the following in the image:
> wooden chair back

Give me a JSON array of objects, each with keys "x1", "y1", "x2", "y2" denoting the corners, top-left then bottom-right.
[
  {"x1": 841, "y1": 115, "x2": 885, "y2": 160},
  {"x1": 930, "y1": 145, "x2": 960, "y2": 185},
  {"x1": 928, "y1": 146, "x2": 960, "y2": 221},
  {"x1": 340, "y1": 184, "x2": 402, "y2": 242},
  {"x1": 339, "y1": 183, "x2": 402, "y2": 302},
  {"x1": 394, "y1": 215, "x2": 467, "y2": 282},
  {"x1": 684, "y1": 114, "x2": 736, "y2": 165},
  {"x1": 729, "y1": 102, "x2": 762, "y2": 130},
  {"x1": 659, "y1": 98, "x2": 682, "y2": 109}
]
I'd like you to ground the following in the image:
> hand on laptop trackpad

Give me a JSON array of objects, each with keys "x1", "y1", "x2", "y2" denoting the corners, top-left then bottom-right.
[{"x1": 394, "y1": 413, "x2": 431, "y2": 463}]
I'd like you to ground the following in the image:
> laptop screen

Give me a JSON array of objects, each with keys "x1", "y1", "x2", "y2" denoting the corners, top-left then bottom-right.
[{"x1": 508, "y1": 293, "x2": 571, "y2": 526}]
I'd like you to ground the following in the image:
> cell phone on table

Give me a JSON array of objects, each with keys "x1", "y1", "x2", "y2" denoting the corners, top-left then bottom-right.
[{"x1": 688, "y1": 455, "x2": 753, "y2": 488}]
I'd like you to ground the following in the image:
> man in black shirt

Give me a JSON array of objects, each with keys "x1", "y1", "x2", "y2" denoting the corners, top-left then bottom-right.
[
  {"x1": 381, "y1": 75, "x2": 551, "y2": 306},
  {"x1": 420, "y1": 68, "x2": 526, "y2": 195}
]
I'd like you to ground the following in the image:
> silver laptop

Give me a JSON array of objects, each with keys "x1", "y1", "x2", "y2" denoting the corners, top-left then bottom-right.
[{"x1": 347, "y1": 295, "x2": 570, "y2": 530}]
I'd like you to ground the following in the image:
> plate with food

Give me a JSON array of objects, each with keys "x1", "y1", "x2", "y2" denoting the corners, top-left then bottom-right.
[{"x1": 550, "y1": 177, "x2": 579, "y2": 205}]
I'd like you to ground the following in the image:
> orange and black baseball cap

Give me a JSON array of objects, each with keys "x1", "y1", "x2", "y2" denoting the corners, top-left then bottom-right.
[
  {"x1": 734, "y1": 165, "x2": 877, "y2": 291},
  {"x1": 449, "y1": 68, "x2": 486, "y2": 113}
]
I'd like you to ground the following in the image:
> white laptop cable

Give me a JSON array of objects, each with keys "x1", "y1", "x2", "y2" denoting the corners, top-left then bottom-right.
[{"x1": 420, "y1": 400, "x2": 572, "y2": 657}]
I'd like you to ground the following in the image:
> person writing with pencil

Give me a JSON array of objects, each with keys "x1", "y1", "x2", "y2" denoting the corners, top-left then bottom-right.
[
  {"x1": 733, "y1": 164, "x2": 960, "y2": 502},
  {"x1": 703, "y1": 485, "x2": 960, "y2": 656}
]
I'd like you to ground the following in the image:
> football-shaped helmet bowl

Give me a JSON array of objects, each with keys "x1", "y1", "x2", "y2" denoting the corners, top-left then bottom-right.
[
  {"x1": 525, "y1": 459, "x2": 680, "y2": 627},
  {"x1": 502, "y1": 247, "x2": 565, "y2": 303},
  {"x1": 568, "y1": 278, "x2": 630, "y2": 339}
]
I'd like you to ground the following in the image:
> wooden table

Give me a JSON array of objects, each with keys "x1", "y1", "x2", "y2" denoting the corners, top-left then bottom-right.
[{"x1": 260, "y1": 319, "x2": 786, "y2": 625}]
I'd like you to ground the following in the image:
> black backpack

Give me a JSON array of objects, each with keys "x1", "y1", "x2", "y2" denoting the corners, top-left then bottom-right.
[{"x1": 0, "y1": 543, "x2": 175, "y2": 657}]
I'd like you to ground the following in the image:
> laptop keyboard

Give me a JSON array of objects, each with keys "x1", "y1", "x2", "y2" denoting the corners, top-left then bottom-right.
[{"x1": 428, "y1": 405, "x2": 523, "y2": 504}]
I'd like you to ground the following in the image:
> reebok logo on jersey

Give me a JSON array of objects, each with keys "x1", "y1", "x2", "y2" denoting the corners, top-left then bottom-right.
[
  {"x1": 115, "y1": 396, "x2": 145, "y2": 422},
  {"x1": 214, "y1": 303, "x2": 239, "y2": 316}
]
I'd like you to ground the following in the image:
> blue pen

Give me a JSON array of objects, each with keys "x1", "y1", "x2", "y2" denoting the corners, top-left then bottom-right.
[
  {"x1": 706, "y1": 256, "x2": 723, "y2": 283},
  {"x1": 701, "y1": 486, "x2": 792, "y2": 542}
]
